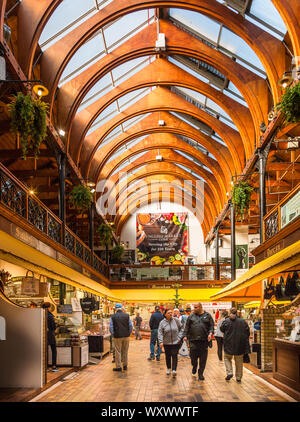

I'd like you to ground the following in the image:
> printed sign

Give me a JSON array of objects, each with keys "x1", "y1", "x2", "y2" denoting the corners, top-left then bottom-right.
[
  {"x1": 281, "y1": 190, "x2": 300, "y2": 229},
  {"x1": 136, "y1": 213, "x2": 188, "y2": 264}
]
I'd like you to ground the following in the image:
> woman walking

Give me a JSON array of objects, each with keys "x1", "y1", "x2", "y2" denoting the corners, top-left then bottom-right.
[
  {"x1": 214, "y1": 310, "x2": 228, "y2": 363},
  {"x1": 158, "y1": 309, "x2": 184, "y2": 377}
]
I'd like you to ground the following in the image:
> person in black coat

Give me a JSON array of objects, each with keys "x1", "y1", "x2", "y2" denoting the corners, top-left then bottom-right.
[
  {"x1": 220, "y1": 307, "x2": 250, "y2": 383},
  {"x1": 42, "y1": 302, "x2": 59, "y2": 372},
  {"x1": 148, "y1": 306, "x2": 164, "y2": 361}
]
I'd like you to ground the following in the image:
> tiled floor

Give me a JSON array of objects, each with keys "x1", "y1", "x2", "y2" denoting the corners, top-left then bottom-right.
[{"x1": 34, "y1": 339, "x2": 293, "y2": 402}]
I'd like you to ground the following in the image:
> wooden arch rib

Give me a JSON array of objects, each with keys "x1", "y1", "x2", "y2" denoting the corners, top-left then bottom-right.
[
  {"x1": 271, "y1": 0, "x2": 300, "y2": 59},
  {"x1": 114, "y1": 187, "x2": 210, "y2": 238},
  {"x1": 68, "y1": 57, "x2": 254, "y2": 163},
  {"x1": 82, "y1": 87, "x2": 245, "y2": 178},
  {"x1": 99, "y1": 135, "x2": 226, "y2": 207},
  {"x1": 18, "y1": 0, "x2": 283, "y2": 105},
  {"x1": 91, "y1": 111, "x2": 235, "y2": 182},
  {"x1": 103, "y1": 147, "x2": 224, "y2": 211},
  {"x1": 56, "y1": 19, "x2": 268, "y2": 151},
  {"x1": 103, "y1": 162, "x2": 217, "y2": 225}
]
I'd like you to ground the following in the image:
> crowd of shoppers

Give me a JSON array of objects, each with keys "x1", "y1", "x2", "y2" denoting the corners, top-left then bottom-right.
[{"x1": 109, "y1": 303, "x2": 250, "y2": 383}]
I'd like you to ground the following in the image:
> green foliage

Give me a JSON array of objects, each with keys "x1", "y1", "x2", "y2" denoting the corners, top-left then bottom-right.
[
  {"x1": 232, "y1": 181, "x2": 253, "y2": 220},
  {"x1": 111, "y1": 245, "x2": 125, "y2": 261},
  {"x1": 276, "y1": 83, "x2": 300, "y2": 124},
  {"x1": 97, "y1": 223, "x2": 114, "y2": 247},
  {"x1": 8, "y1": 92, "x2": 48, "y2": 159},
  {"x1": 69, "y1": 185, "x2": 93, "y2": 211}
]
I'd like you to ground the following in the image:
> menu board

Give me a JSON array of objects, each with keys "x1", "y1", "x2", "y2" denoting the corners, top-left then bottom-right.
[
  {"x1": 136, "y1": 213, "x2": 188, "y2": 264},
  {"x1": 281, "y1": 190, "x2": 300, "y2": 229}
]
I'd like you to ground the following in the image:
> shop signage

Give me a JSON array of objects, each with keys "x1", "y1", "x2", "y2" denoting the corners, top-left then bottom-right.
[
  {"x1": 80, "y1": 297, "x2": 95, "y2": 314},
  {"x1": 57, "y1": 304, "x2": 73, "y2": 314},
  {"x1": 136, "y1": 212, "x2": 188, "y2": 264},
  {"x1": 254, "y1": 321, "x2": 261, "y2": 330},
  {"x1": 281, "y1": 190, "x2": 300, "y2": 229},
  {"x1": 71, "y1": 297, "x2": 82, "y2": 312}
]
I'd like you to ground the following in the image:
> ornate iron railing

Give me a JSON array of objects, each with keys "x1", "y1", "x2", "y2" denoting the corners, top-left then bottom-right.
[
  {"x1": 263, "y1": 183, "x2": 300, "y2": 242},
  {"x1": 0, "y1": 163, "x2": 108, "y2": 280}
]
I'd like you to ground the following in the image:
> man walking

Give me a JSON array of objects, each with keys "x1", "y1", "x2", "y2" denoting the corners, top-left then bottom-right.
[
  {"x1": 109, "y1": 303, "x2": 133, "y2": 372},
  {"x1": 183, "y1": 303, "x2": 214, "y2": 380},
  {"x1": 134, "y1": 312, "x2": 143, "y2": 340},
  {"x1": 148, "y1": 305, "x2": 164, "y2": 361},
  {"x1": 220, "y1": 307, "x2": 250, "y2": 383}
]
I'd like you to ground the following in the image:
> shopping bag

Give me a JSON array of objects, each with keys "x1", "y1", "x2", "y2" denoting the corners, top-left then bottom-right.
[{"x1": 179, "y1": 340, "x2": 189, "y2": 357}]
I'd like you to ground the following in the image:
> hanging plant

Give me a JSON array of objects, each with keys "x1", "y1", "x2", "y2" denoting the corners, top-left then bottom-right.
[
  {"x1": 232, "y1": 181, "x2": 253, "y2": 221},
  {"x1": 111, "y1": 245, "x2": 125, "y2": 262},
  {"x1": 69, "y1": 184, "x2": 93, "y2": 211},
  {"x1": 7, "y1": 92, "x2": 48, "y2": 159},
  {"x1": 276, "y1": 82, "x2": 300, "y2": 124}
]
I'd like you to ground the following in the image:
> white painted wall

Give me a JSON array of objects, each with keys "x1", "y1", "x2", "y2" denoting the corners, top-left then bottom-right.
[
  {"x1": 120, "y1": 202, "x2": 207, "y2": 263},
  {"x1": 0, "y1": 295, "x2": 44, "y2": 388}
]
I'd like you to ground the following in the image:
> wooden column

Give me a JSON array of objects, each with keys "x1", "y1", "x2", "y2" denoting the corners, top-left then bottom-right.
[{"x1": 230, "y1": 200, "x2": 236, "y2": 281}]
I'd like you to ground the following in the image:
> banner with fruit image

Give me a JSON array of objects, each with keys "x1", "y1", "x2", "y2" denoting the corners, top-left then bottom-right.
[{"x1": 136, "y1": 213, "x2": 188, "y2": 264}]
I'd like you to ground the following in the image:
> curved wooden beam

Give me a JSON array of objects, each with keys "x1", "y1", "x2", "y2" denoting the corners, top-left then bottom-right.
[
  {"x1": 20, "y1": 0, "x2": 282, "y2": 106},
  {"x1": 92, "y1": 111, "x2": 235, "y2": 182},
  {"x1": 104, "y1": 147, "x2": 224, "y2": 210},
  {"x1": 68, "y1": 57, "x2": 254, "y2": 162},
  {"x1": 271, "y1": 0, "x2": 300, "y2": 60},
  {"x1": 82, "y1": 87, "x2": 245, "y2": 177}
]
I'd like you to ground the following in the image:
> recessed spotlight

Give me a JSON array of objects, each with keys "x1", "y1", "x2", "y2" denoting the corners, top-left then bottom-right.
[{"x1": 59, "y1": 129, "x2": 65, "y2": 136}]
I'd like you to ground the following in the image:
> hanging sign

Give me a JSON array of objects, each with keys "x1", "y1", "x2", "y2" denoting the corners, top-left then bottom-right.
[
  {"x1": 80, "y1": 297, "x2": 95, "y2": 314},
  {"x1": 136, "y1": 213, "x2": 188, "y2": 264}
]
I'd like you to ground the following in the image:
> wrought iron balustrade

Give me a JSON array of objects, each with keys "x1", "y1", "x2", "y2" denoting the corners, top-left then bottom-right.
[{"x1": 0, "y1": 163, "x2": 108, "y2": 280}]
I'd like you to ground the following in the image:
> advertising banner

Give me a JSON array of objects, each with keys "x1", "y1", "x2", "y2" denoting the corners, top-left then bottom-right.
[{"x1": 136, "y1": 212, "x2": 188, "y2": 264}]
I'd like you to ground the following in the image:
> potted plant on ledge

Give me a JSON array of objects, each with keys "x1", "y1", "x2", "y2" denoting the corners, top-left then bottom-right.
[
  {"x1": 97, "y1": 223, "x2": 114, "y2": 264},
  {"x1": 111, "y1": 245, "x2": 125, "y2": 264}
]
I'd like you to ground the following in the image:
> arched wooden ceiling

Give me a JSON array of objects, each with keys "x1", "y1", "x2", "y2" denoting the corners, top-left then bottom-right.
[{"x1": 2, "y1": 0, "x2": 299, "y2": 242}]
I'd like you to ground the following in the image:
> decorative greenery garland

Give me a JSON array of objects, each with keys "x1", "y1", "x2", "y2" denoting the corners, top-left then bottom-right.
[
  {"x1": 232, "y1": 181, "x2": 253, "y2": 220},
  {"x1": 8, "y1": 92, "x2": 48, "y2": 159},
  {"x1": 69, "y1": 185, "x2": 93, "y2": 211},
  {"x1": 276, "y1": 82, "x2": 300, "y2": 124}
]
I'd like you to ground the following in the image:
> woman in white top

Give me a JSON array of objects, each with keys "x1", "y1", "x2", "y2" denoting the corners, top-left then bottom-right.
[{"x1": 214, "y1": 310, "x2": 229, "y2": 362}]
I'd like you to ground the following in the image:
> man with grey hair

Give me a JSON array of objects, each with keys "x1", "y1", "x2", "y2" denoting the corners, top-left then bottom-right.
[
  {"x1": 183, "y1": 303, "x2": 214, "y2": 380},
  {"x1": 220, "y1": 307, "x2": 250, "y2": 383}
]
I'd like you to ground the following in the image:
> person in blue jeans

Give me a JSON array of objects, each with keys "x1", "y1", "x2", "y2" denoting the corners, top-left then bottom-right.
[{"x1": 148, "y1": 306, "x2": 164, "y2": 361}]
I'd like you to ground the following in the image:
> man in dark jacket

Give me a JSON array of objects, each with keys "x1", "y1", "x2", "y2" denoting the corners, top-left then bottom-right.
[
  {"x1": 42, "y1": 302, "x2": 58, "y2": 372},
  {"x1": 183, "y1": 303, "x2": 214, "y2": 380},
  {"x1": 220, "y1": 307, "x2": 250, "y2": 383},
  {"x1": 148, "y1": 306, "x2": 164, "y2": 361},
  {"x1": 109, "y1": 303, "x2": 133, "y2": 372}
]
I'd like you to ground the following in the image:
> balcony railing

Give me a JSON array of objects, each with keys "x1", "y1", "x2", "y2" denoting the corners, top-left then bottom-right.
[
  {"x1": 109, "y1": 264, "x2": 217, "y2": 283},
  {"x1": 264, "y1": 183, "x2": 300, "y2": 242},
  {"x1": 0, "y1": 163, "x2": 108, "y2": 279}
]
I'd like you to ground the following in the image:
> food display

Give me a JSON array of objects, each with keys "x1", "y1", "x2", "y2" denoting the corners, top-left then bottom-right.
[{"x1": 136, "y1": 213, "x2": 188, "y2": 264}]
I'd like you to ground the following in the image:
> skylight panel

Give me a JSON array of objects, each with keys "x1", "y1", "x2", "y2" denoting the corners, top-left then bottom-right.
[
  {"x1": 168, "y1": 57, "x2": 209, "y2": 83},
  {"x1": 112, "y1": 57, "x2": 155, "y2": 83},
  {"x1": 104, "y1": 10, "x2": 155, "y2": 53},
  {"x1": 219, "y1": 27, "x2": 265, "y2": 73},
  {"x1": 59, "y1": 31, "x2": 106, "y2": 86},
  {"x1": 169, "y1": 9, "x2": 220, "y2": 44},
  {"x1": 39, "y1": 0, "x2": 99, "y2": 51},
  {"x1": 249, "y1": 0, "x2": 286, "y2": 36}
]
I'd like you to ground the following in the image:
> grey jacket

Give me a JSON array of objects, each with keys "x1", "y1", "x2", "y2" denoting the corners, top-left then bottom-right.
[{"x1": 158, "y1": 317, "x2": 184, "y2": 345}]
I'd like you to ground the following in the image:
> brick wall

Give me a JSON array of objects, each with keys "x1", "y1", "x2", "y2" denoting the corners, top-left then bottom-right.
[{"x1": 261, "y1": 308, "x2": 284, "y2": 372}]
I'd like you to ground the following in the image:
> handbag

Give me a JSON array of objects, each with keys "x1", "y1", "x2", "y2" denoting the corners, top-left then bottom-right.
[
  {"x1": 264, "y1": 278, "x2": 275, "y2": 299},
  {"x1": 243, "y1": 353, "x2": 250, "y2": 363}
]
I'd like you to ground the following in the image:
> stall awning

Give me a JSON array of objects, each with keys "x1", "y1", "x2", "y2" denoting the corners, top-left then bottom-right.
[{"x1": 210, "y1": 239, "x2": 300, "y2": 301}]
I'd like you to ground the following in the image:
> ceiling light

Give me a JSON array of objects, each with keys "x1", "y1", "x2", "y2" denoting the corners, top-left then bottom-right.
[
  {"x1": 59, "y1": 129, "x2": 65, "y2": 136},
  {"x1": 158, "y1": 120, "x2": 165, "y2": 126},
  {"x1": 29, "y1": 190, "x2": 35, "y2": 195},
  {"x1": 278, "y1": 72, "x2": 293, "y2": 89},
  {"x1": 90, "y1": 188, "x2": 95, "y2": 193},
  {"x1": 33, "y1": 84, "x2": 49, "y2": 98},
  {"x1": 156, "y1": 155, "x2": 163, "y2": 161}
]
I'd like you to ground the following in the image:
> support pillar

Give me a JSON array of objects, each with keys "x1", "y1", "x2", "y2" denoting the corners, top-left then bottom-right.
[
  {"x1": 257, "y1": 142, "x2": 272, "y2": 244},
  {"x1": 89, "y1": 203, "x2": 95, "y2": 256},
  {"x1": 230, "y1": 200, "x2": 236, "y2": 281},
  {"x1": 58, "y1": 153, "x2": 66, "y2": 245},
  {"x1": 215, "y1": 227, "x2": 220, "y2": 280}
]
